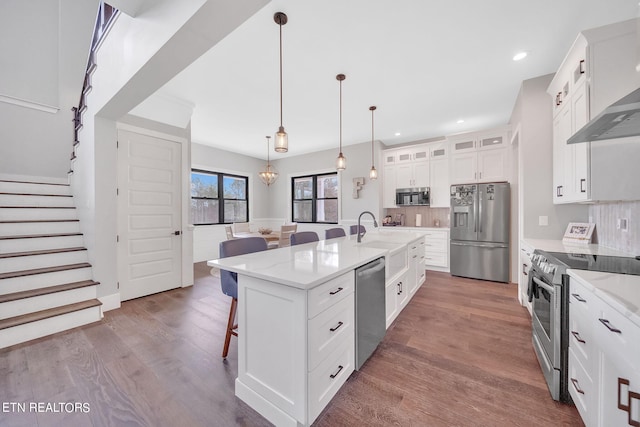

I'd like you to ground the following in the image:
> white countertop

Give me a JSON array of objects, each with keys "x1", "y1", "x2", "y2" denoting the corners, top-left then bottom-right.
[
  {"x1": 208, "y1": 230, "x2": 427, "y2": 290},
  {"x1": 568, "y1": 269, "x2": 640, "y2": 328},
  {"x1": 382, "y1": 226, "x2": 449, "y2": 231},
  {"x1": 522, "y1": 238, "x2": 635, "y2": 257}
]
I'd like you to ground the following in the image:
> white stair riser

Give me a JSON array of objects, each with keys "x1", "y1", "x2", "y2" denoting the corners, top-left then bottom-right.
[
  {"x1": 0, "y1": 221, "x2": 80, "y2": 236},
  {"x1": 0, "y1": 194, "x2": 74, "y2": 207},
  {"x1": 0, "y1": 207, "x2": 77, "y2": 221},
  {"x1": 0, "y1": 235, "x2": 84, "y2": 253},
  {"x1": 0, "y1": 305, "x2": 101, "y2": 349},
  {"x1": 0, "y1": 286, "x2": 97, "y2": 320},
  {"x1": 0, "y1": 182, "x2": 71, "y2": 196},
  {"x1": 1, "y1": 250, "x2": 88, "y2": 274},
  {"x1": 0, "y1": 267, "x2": 93, "y2": 295}
]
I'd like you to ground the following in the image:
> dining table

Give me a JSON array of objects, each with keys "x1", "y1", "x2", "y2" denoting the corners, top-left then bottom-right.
[{"x1": 233, "y1": 231, "x2": 280, "y2": 243}]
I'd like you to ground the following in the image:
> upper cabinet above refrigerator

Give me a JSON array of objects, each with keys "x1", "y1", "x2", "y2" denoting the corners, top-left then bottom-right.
[{"x1": 449, "y1": 127, "x2": 510, "y2": 185}]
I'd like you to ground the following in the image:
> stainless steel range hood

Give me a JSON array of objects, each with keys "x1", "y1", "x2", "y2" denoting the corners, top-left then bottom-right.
[{"x1": 567, "y1": 87, "x2": 640, "y2": 144}]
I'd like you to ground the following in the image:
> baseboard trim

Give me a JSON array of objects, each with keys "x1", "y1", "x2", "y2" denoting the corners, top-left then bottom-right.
[{"x1": 99, "y1": 292, "x2": 121, "y2": 312}]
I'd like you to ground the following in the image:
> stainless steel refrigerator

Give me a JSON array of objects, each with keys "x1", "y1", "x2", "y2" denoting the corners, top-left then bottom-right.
[{"x1": 450, "y1": 183, "x2": 510, "y2": 283}]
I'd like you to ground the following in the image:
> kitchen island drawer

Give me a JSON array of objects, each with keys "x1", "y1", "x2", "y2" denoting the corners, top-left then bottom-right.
[
  {"x1": 308, "y1": 271, "x2": 354, "y2": 319},
  {"x1": 308, "y1": 337, "x2": 354, "y2": 423},
  {"x1": 308, "y1": 295, "x2": 354, "y2": 371}
]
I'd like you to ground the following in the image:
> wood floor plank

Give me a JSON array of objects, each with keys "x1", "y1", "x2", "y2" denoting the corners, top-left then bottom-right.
[{"x1": 0, "y1": 265, "x2": 583, "y2": 427}]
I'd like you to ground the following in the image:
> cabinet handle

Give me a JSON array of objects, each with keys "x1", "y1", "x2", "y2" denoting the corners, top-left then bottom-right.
[
  {"x1": 571, "y1": 293, "x2": 586, "y2": 303},
  {"x1": 522, "y1": 264, "x2": 528, "y2": 276},
  {"x1": 599, "y1": 318, "x2": 622, "y2": 333},
  {"x1": 329, "y1": 321, "x2": 344, "y2": 332},
  {"x1": 329, "y1": 365, "x2": 344, "y2": 379},
  {"x1": 397, "y1": 283, "x2": 401, "y2": 295},
  {"x1": 557, "y1": 185, "x2": 563, "y2": 197},
  {"x1": 579, "y1": 59, "x2": 585, "y2": 74},
  {"x1": 571, "y1": 378, "x2": 585, "y2": 395},
  {"x1": 580, "y1": 178, "x2": 586, "y2": 193},
  {"x1": 619, "y1": 378, "x2": 631, "y2": 412},
  {"x1": 412, "y1": 255, "x2": 418, "y2": 259},
  {"x1": 479, "y1": 172, "x2": 482, "y2": 179},
  {"x1": 630, "y1": 392, "x2": 640, "y2": 427},
  {"x1": 329, "y1": 287, "x2": 344, "y2": 295},
  {"x1": 571, "y1": 331, "x2": 586, "y2": 344}
]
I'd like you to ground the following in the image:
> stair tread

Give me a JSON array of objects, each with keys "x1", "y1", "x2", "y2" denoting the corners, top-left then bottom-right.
[
  {"x1": 0, "y1": 206, "x2": 75, "y2": 209},
  {"x1": 0, "y1": 280, "x2": 99, "y2": 303},
  {"x1": 0, "y1": 247, "x2": 87, "y2": 259},
  {"x1": 0, "y1": 263, "x2": 91, "y2": 280},
  {"x1": 0, "y1": 219, "x2": 79, "y2": 224},
  {"x1": 0, "y1": 299, "x2": 102, "y2": 331},
  {"x1": 0, "y1": 180, "x2": 69, "y2": 186},
  {"x1": 0, "y1": 232, "x2": 82, "y2": 240},
  {"x1": 0, "y1": 192, "x2": 72, "y2": 197}
]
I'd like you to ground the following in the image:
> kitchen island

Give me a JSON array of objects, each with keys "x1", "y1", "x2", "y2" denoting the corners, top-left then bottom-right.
[{"x1": 208, "y1": 230, "x2": 426, "y2": 427}]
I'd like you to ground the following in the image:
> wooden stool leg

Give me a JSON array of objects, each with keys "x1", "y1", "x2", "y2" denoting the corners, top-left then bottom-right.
[{"x1": 222, "y1": 297, "x2": 238, "y2": 358}]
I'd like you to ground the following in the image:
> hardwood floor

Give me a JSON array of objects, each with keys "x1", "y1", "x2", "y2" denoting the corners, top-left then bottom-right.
[{"x1": 0, "y1": 263, "x2": 583, "y2": 427}]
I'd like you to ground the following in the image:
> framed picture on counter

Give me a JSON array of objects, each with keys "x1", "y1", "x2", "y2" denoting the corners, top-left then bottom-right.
[{"x1": 562, "y1": 222, "x2": 595, "y2": 244}]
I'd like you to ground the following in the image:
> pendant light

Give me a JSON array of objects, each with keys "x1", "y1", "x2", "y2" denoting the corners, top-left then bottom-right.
[
  {"x1": 369, "y1": 106, "x2": 378, "y2": 180},
  {"x1": 274, "y1": 12, "x2": 288, "y2": 153},
  {"x1": 259, "y1": 136, "x2": 279, "y2": 186},
  {"x1": 336, "y1": 74, "x2": 346, "y2": 171}
]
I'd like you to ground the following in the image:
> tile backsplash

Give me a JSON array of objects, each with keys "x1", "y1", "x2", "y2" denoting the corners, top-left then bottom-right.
[
  {"x1": 384, "y1": 207, "x2": 450, "y2": 228},
  {"x1": 589, "y1": 201, "x2": 640, "y2": 255}
]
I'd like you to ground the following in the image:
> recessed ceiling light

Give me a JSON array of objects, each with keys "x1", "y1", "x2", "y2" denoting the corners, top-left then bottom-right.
[
  {"x1": 513, "y1": 52, "x2": 528, "y2": 61},
  {"x1": 394, "y1": 132, "x2": 401, "y2": 136},
  {"x1": 456, "y1": 119, "x2": 464, "y2": 124}
]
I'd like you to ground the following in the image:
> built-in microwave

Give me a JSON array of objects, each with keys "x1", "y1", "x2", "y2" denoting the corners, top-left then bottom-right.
[{"x1": 395, "y1": 187, "x2": 430, "y2": 206}]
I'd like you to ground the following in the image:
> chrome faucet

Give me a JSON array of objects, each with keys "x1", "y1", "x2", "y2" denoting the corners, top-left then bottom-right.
[{"x1": 357, "y1": 211, "x2": 379, "y2": 243}]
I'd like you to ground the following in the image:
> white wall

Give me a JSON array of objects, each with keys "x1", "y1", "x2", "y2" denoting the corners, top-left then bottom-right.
[
  {"x1": 0, "y1": 0, "x2": 100, "y2": 178},
  {"x1": 70, "y1": 0, "x2": 269, "y2": 305}
]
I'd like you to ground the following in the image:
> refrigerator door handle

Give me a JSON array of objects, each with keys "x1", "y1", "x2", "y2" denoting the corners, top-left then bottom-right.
[{"x1": 478, "y1": 189, "x2": 483, "y2": 234}]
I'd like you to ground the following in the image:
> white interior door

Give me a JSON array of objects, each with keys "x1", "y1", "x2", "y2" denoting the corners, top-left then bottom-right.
[{"x1": 117, "y1": 129, "x2": 182, "y2": 301}]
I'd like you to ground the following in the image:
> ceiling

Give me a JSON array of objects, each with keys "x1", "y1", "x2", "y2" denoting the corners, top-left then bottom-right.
[{"x1": 134, "y1": 0, "x2": 639, "y2": 160}]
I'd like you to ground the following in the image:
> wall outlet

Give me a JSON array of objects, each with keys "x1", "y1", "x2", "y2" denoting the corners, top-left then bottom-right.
[
  {"x1": 617, "y1": 218, "x2": 628, "y2": 232},
  {"x1": 539, "y1": 216, "x2": 548, "y2": 226}
]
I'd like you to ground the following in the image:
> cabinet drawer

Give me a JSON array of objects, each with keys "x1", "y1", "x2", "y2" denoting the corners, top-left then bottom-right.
[
  {"x1": 569, "y1": 279, "x2": 594, "y2": 318},
  {"x1": 569, "y1": 307, "x2": 595, "y2": 374},
  {"x1": 308, "y1": 272, "x2": 354, "y2": 319},
  {"x1": 424, "y1": 238, "x2": 447, "y2": 252},
  {"x1": 423, "y1": 230, "x2": 447, "y2": 240},
  {"x1": 308, "y1": 295, "x2": 354, "y2": 372},
  {"x1": 308, "y1": 337, "x2": 354, "y2": 423},
  {"x1": 569, "y1": 347, "x2": 594, "y2": 424},
  {"x1": 593, "y1": 298, "x2": 640, "y2": 368},
  {"x1": 424, "y1": 252, "x2": 447, "y2": 267}
]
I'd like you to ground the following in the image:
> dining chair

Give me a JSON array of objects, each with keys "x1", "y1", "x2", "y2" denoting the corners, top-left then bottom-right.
[
  {"x1": 224, "y1": 225, "x2": 235, "y2": 240},
  {"x1": 325, "y1": 227, "x2": 346, "y2": 239},
  {"x1": 218, "y1": 236, "x2": 267, "y2": 358},
  {"x1": 290, "y1": 231, "x2": 319, "y2": 246},
  {"x1": 350, "y1": 225, "x2": 366, "y2": 236},
  {"x1": 277, "y1": 223, "x2": 298, "y2": 248},
  {"x1": 233, "y1": 222, "x2": 251, "y2": 233}
]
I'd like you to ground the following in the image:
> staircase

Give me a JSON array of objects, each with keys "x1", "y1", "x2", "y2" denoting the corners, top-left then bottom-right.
[{"x1": 0, "y1": 177, "x2": 102, "y2": 349}]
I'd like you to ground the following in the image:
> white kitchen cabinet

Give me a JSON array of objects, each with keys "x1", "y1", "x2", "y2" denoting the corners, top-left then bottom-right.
[
  {"x1": 385, "y1": 271, "x2": 407, "y2": 329},
  {"x1": 396, "y1": 160, "x2": 429, "y2": 188},
  {"x1": 408, "y1": 238, "x2": 426, "y2": 296},
  {"x1": 429, "y1": 157, "x2": 450, "y2": 208},
  {"x1": 568, "y1": 273, "x2": 640, "y2": 427},
  {"x1": 449, "y1": 128, "x2": 509, "y2": 184},
  {"x1": 518, "y1": 243, "x2": 532, "y2": 314},
  {"x1": 548, "y1": 18, "x2": 640, "y2": 204},
  {"x1": 423, "y1": 229, "x2": 448, "y2": 272}
]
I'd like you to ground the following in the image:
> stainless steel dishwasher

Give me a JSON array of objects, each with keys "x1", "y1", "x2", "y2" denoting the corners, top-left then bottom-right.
[{"x1": 354, "y1": 257, "x2": 386, "y2": 370}]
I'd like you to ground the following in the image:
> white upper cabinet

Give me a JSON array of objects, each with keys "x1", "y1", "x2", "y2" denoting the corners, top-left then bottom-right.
[
  {"x1": 450, "y1": 127, "x2": 509, "y2": 184},
  {"x1": 382, "y1": 165, "x2": 397, "y2": 208},
  {"x1": 548, "y1": 18, "x2": 640, "y2": 204}
]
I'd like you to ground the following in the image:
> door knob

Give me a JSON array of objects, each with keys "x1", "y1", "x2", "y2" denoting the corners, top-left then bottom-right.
[{"x1": 173, "y1": 230, "x2": 181, "y2": 236}]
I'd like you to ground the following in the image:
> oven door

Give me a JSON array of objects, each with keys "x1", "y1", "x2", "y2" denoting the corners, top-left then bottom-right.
[{"x1": 529, "y1": 269, "x2": 562, "y2": 400}]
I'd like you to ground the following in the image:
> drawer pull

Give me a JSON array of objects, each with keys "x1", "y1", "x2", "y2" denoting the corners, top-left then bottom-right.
[
  {"x1": 618, "y1": 378, "x2": 640, "y2": 427},
  {"x1": 571, "y1": 293, "x2": 586, "y2": 303},
  {"x1": 329, "y1": 287, "x2": 344, "y2": 295},
  {"x1": 329, "y1": 321, "x2": 344, "y2": 332},
  {"x1": 619, "y1": 377, "x2": 631, "y2": 411},
  {"x1": 630, "y1": 392, "x2": 640, "y2": 427},
  {"x1": 329, "y1": 365, "x2": 344, "y2": 379},
  {"x1": 599, "y1": 318, "x2": 621, "y2": 334},
  {"x1": 412, "y1": 255, "x2": 418, "y2": 259},
  {"x1": 571, "y1": 378, "x2": 585, "y2": 395},
  {"x1": 571, "y1": 331, "x2": 586, "y2": 344}
]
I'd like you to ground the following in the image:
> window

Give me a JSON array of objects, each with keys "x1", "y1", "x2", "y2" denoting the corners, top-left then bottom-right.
[
  {"x1": 292, "y1": 173, "x2": 338, "y2": 223},
  {"x1": 191, "y1": 169, "x2": 248, "y2": 225}
]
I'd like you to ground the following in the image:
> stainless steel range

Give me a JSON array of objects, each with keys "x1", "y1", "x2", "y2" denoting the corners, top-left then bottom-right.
[{"x1": 527, "y1": 249, "x2": 640, "y2": 402}]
